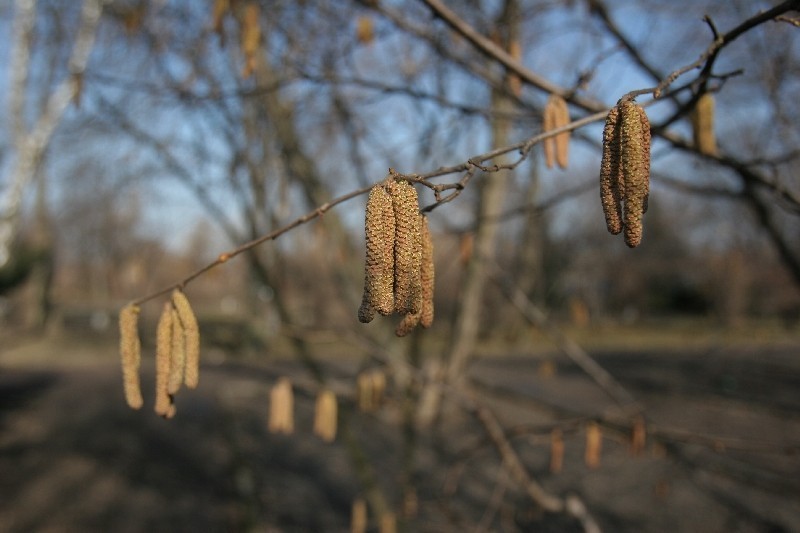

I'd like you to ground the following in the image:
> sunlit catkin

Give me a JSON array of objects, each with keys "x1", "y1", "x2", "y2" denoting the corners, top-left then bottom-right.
[
  {"x1": 360, "y1": 183, "x2": 395, "y2": 322},
  {"x1": 167, "y1": 307, "x2": 186, "y2": 395},
  {"x1": 419, "y1": 215, "x2": 435, "y2": 329},
  {"x1": 268, "y1": 377, "x2": 294, "y2": 434},
  {"x1": 351, "y1": 498, "x2": 367, "y2": 533},
  {"x1": 119, "y1": 304, "x2": 143, "y2": 410},
  {"x1": 692, "y1": 92, "x2": 717, "y2": 156},
  {"x1": 585, "y1": 422, "x2": 602, "y2": 469},
  {"x1": 391, "y1": 179, "x2": 422, "y2": 315},
  {"x1": 630, "y1": 415, "x2": 647, "y2": 456},
  {"x1": 550, "y1": 428, "x2": 564, "y2": 474},
  {"x1": 154, "y1": 301, "x2": 174, "y2": 417},
  {"x1": 313, "y1": 389, "x2": 338, "y2": 443},
  {"x1": 380, "y1": 512, "x2": 397, "y2": 533},
  {"x1": 599, "y1": 105, "x2": 623, "y2": 235},
  {"x1": 395, "y1": 311, "x2": 421, "y2": 337},
  {"x1": 543, "y1": 94, "x2": 570, "y2": 169},
  {"x1": 171, "y1": 289, "x2": 200, "y2": 389},
  {"x1": 619, "y1": 101, "x2": 650, "y2": 248}
]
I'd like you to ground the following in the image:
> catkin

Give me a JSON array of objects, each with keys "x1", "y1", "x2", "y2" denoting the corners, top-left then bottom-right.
[
  {"x1": 550, "y1": 428, "x2": 564, "y2": 474},
  {"x1": 543, "y1": 96, "x2": 557, "y2": 169},
  {"x1": 419, "y1": 215, "x2": 435, "y2": 329},
  {"x1": 167, "y1": 307, "x2": 186, "y2": 395},
  {"x1": 599, "y1": 100, "x2": 651, "y2": 247},
  {"x1": 380, "y1": 512, "x2": 397, "y2": 533},
  {"x1": 619, "y1": 101, "x2": 650, "y2": 248},
  {"x1": 360, "y1": 183, "x2": 395, "y2": 322},
  {"x1": 154, "y1": 301, "x2": 174, "y2": 417},
  {"x1": 599, "y1": 105, "x2": 623, "y2": 235},
  {"x1": 585, "y1": 421, "x2": 602, "y2": 469},
  {"x1": 268, "y1": 377, "x2": 294, "y2": 434},
  {"x1": 395, "y1": 311, "x2": 421, "y2": 337},
  {"x1": 630, "y1": 415, "x2": 647, "y2": 456},
  {"x1": 351, "y1": 498, "x2": 367, "y2": 533},
  {"x1": 119, "y1": 304, "x2": 143, "y2": 410},
  {"x1": 692, "y1": 92, "x2": 717, "y2": 156},
  {"x1": 171, "y1": 289, "x2": 200, "y2": 389},
  {"x1": 391, "y1": 180, "x2": 422, "y2": 315},
  {"x1": 313, "y1": 389, "x2": 338, "y2": 443},
  {"x1": 543, "y1": 94, "x2": 570, "y2": 169}
]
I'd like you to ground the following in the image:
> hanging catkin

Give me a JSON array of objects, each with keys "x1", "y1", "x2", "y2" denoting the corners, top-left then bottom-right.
[
  {"x1": 585, "y1": 421, "x2": 602, "y2": 469},
  {"x1": 692, "y1": 92, "x2": 717, "y2": 156},
  {"x1": 154, "y1": 301, "x2": 175, "y2": 417},
  {"x1": 119, "y1": 304, "x2": 143, "y2": 410},
  {"x1": 171, "y1": 289, "x2": 200, "y2": 389},
  {"x1": 359, "y1": 183, "x2": 396, "y2": 322},
  {"x1": 543, "y1": 94, "x2": 571, "y2": 169},
  {"x1": 599, "y1": 105, "x2": 623, "y2": 235},
  {"x1": 419, "y1": 214, "x2": 435, "y2": 328},
  {"x1": 268, "y1": 377, "x2": 294, "y2": 434},
  {"x1": 167, "y1": 307, "x2": 186, "y2": 395},
  {"x1": 599, "y1": 100, "x2": 651, "y2": 247},
  {"x1": 391, "y1": 180, "x2": 422, "y2": 315},
  {"x1": 313, "y1": 389, "x2": 338, "y2": 443},
  {"x1": 619, "y1": 101, "x2": 650, "y2": 248}
]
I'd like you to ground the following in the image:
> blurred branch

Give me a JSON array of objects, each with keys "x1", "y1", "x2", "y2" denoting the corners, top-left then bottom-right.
[{"x1": 489, "y1": 262, "x2": 643, "y2": 416}]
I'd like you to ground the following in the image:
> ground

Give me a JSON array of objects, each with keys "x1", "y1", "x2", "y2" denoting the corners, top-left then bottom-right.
[{"x1": 1, "y1": 325, "x2": 799, "y2": 532}]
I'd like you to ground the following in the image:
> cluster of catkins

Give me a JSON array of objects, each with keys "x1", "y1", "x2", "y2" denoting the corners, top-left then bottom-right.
[
  {"x1": 599, "y1": 100, "x2": 651, "y2": 248},
  {"x1": 119, "y1": 289, "x2": 200, "y2": 418},
  {"x1": 358, "y1": 177, "x2": 434, "y2": 337}
]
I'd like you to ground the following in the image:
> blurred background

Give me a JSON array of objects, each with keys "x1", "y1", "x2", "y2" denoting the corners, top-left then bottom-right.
[{"x1": 1, "y1": 0, "x2": 799, "y2": 531}]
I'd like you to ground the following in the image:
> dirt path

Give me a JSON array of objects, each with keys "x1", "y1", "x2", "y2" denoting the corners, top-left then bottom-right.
[{"x1": 1, "y1": 340, "x2": 799, "y2": 532}]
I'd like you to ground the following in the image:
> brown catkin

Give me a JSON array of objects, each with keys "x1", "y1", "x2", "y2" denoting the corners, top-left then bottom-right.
[
  {"x1": 313, "y1": 389, "x2": 338, "y2": 443},
  {"x1": 167, "y1": 307, "x2": 186, "y2": 395},
  {"x1": 268, "y1": 377, "x2": 294, "y2": 434},
  {"x1": 119, "y1": 304, "x2": 143, "y2": 410},
  {"x1": 351, "y1": 498, "x2": 367, "y2": 533},
  {"x1": 171, "y1": 289, "x2": 200, "y2": 389},
  {"x1": 543, "y1": 95, "x2": 557, "y2": 169},
  {"x1": 692, "y1": 93, "x2": 717, "y2": 156},
  {"x1": 357, "y1": 371, "x2": 373, "y2": 412},
  {"x1": 395, "y1": 311, "x2": 421, "y2": 337},
  {"x1": 391, "y1": 180, "x2": 422, "y2": 315},
  {"x1": 419, "y1": 214, "x2": 435, "y2": 328},
  {"x1": 620, "y1": 101, "x2": 650, "y2": 248},
  {"x1": 550, "y1": 428, "x2": 564, "y2": 474},
  {"x1": 380, "y1": 512, "x2": 397, "y2": 533},
  {"x1": 630, "y1": 415, "x2": 647, "y2": 456},
  {"x1": 599, "y1": 105, "x2": 623, "y2": 235},
  {"x1": 154, "y1": 301, "x2": 174, "y2": 417},
  {"x1": 360, "y1": 183, "x2": 395, "y2": 322},
  {"x1": 553, "y1": 95, "x2": 571, "y2": 169},
  {"x1": 585, "y1": 421, "x2": 602, "y2": 469}
]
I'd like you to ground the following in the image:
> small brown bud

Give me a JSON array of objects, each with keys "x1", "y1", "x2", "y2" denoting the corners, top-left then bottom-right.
[{"x1": 119, "y1": 304, "x2": 143, "y2": 410}]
